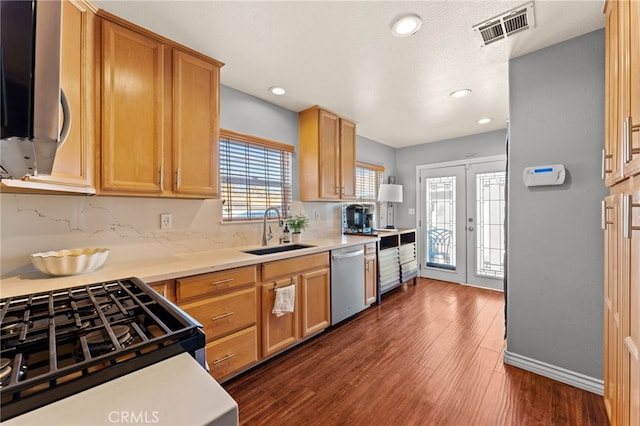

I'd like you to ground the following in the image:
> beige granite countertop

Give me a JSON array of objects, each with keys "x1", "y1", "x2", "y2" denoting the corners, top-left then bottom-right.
[{"x1": 0, "y1": 234, "x2": 379, "y2": 298}]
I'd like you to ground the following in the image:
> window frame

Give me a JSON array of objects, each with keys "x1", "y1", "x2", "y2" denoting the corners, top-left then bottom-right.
[
  {"x1": 355, "y1": 161, "x2": 385, "y2": 227},
  {"x1": 219, "y1": 129, "x2": 294, "y2": 222}
]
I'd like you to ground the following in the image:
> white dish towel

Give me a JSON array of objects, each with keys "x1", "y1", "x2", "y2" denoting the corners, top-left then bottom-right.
[{"x1": 272, "y1": 285, "x2": 295, "y2": 317}]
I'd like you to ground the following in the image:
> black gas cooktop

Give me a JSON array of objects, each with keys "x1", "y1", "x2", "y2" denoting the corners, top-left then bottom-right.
[{"x1": 0, "y1": 277, "x2": 205, "y2": 421}]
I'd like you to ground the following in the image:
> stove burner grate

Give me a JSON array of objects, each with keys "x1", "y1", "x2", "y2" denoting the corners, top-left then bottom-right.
[{"x1": 0, "y1": 277, "x2": 205, "y2": 422}]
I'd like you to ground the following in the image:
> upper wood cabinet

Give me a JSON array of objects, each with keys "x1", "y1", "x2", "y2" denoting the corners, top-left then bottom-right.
[
  {"x1": 96, "y1": 12, "x2": 222, "y2": 198},
  {"x1": 1, "y1": 0, "x2": 96, "y2": 194},
  {"x1": 299, "y1": 106, "x2": 356, "y2": 201},
  {"x1": 603, "y1": 2, "x2": 640, "y2": 424},
  {"x1": 172, "y1": 51, "x2": 220, "y2": 197},
  {"x1": 624, "y1": 0, "x2": 640, "y2": 177},
  {"x1": 604, "y1": 0, "x2": 640, "y2": 185}
]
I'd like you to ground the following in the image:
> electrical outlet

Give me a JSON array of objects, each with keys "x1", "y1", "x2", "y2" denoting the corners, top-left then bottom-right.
[
  {"x1": 314, "y1": 211, "x2": 320, "y2": 220},
  {"x1": 160, "y1": 213, "x2": 172, "y2": 229}
]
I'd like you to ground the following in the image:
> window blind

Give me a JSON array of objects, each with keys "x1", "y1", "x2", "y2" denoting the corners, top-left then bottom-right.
[
  {"x1": 220, "y1": 130, "x2": 292, "y2": 221},
  {"x1": 356, "y1": 162, "x2": 384, "y2": 202}
]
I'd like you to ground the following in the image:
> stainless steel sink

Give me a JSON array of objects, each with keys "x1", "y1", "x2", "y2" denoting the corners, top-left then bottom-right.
[{"x1": 243, "y1": 244, "x2": 315, "y2": 256}]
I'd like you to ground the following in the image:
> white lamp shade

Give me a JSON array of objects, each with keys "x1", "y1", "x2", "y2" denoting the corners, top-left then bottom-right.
[{"x1": 378, "y1": 184, "x2": 403, "y2": 203}]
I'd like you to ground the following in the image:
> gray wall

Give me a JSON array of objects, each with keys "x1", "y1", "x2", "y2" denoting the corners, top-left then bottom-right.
[
  {"x1": 220, "y1": 85, "x2": 300, "y2": 197},
  {"x1": 394, "y1": 129, "x2": 507, "y2": 227},
  {"x1": 356, "y1": 135, "x2": 396, "y2": 179},
  {"x1": 506, "y1": 29, "x2": 607, "y2": 380}
]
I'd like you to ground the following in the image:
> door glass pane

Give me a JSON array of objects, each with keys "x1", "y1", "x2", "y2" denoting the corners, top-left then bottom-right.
[
  {"x1": 476, "y1": 171, "x2": 506, "y2": 278},
  {"x1": 425, "y1": 176, "x2": 456, "y2": 270}
]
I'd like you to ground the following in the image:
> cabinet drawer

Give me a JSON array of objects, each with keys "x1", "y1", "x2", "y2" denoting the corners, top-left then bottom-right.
[
  {"x1": 262, "y1": 252, "x2": 329, "y2": 281},
  {"x1": 401, "y1": 260, "x2": 419, "y2": 282},
  {"x1": 181, "y1": 287, "x2": 257, "y2": 340},
  {"x1": 365, "y1": 242, "x2": 377, "y2": 255},
  {"x1": 176, "y1": 265, "x2": 257, "y2": 302},
  {"x1": 206, "y1": 326, "x2": 258, "y2": 381},
  {"x1": 399, "y1": 243, "x2": 416, "y2": 263}
]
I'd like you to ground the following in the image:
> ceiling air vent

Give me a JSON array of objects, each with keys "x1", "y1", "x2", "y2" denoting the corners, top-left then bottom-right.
[{"x1": 473, "y1": 2, "x2": 535, "y2": 47}]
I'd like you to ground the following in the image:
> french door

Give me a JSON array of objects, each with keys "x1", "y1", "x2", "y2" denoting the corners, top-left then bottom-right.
[{"x1": 418, "y1": 157, "x2": 506, "y2": 290}]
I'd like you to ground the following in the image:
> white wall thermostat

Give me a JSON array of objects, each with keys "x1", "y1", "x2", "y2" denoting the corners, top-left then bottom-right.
[{"x1": 522, "y1": 164, "x2": 566, "y2": 187}]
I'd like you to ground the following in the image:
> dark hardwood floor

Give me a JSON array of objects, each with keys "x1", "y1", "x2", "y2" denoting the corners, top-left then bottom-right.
[{"x1": 223, "y1": 278, "x2": 608, "y2": 425}]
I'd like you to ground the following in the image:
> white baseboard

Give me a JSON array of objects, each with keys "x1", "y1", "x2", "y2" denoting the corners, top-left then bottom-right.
[{"x1": 503, "y1": 350, "x2": 604, "y2": 396}]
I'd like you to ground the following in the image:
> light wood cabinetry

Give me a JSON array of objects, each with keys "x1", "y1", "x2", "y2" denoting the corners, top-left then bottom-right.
[
  {"x1": 300, "y1": 268, "x2": 331, "y2": 337},
  {"x1": 605, "y1": 0, "x2": 640, "y2": 185},
  {"x1": 261, "y1": 276, "x2": 300, "y2": 356},
  {"x1": 261, "y1": 252, "x2": 330, "y2": 357},
  {"x1": 176, "y1": 265, "x2": 259, "y2": 381},
  {"x1": 621, "y1": 176, "x2": 640, "y2": 426},
  {"x1": 298, "y1": 106, "x2": 356, "y2": 201},
  {"x1": 148, "y1": 279, "x2": 176, "y2": 303},
  {"x1": 603, "y1": 1, "x2": 640, "y2": 424},
  {"x1": 1, "y1": 0, "x2": 96, "y2": 194},
  {"x1": 364, "y1": 242, "x2": 377, "y2": 306},
  {"x1": 96, "y1": 12, "x2": 222, "y2": 198}
]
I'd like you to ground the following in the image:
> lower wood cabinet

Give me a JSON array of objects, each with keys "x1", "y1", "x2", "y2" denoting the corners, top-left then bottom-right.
[
  {"x1": 261, "y1": 252, "x2": 330, "y2": 358},
  {"x1": 364, "y1": 242, "x2": 377, "y2": 306},
  {"x1": 148, "y1": 279, "x2": 176, "y2": 303},
  {"x1": 149, "y1": 250, "x2": 337, "y2": 380},
  {"x1": 206, "y1": 326, "x2": 259, "y2": 380},
  {"x1": 300, "y1": 268, "x2": 331, "y2": 337},
  {"x1": 175, "y1": 265, "x2": 259, "y2": 381},
  {"x1": 181, "y1": 287, "x2": 257, "y2": 341},
  {"x1": 261, "y1": 277, "x2": 300, "y2": 356}
]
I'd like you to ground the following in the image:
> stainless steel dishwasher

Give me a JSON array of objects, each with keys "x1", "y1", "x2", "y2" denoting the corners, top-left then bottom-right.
[{"x1": 331, "y1": 245, "x2": 366, "y2": 325}]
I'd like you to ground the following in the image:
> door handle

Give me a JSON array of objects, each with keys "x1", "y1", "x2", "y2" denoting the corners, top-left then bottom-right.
[{"x1": 468, "y1": 226, "x2": 474, "y2": 231}]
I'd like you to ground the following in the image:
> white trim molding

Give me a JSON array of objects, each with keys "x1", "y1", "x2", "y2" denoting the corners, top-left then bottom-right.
[{"x1": 503, "y1": 350, "x2": 604, "y2": 396}]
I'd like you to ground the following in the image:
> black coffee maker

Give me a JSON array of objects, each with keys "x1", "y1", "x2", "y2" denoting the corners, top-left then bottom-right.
[{"x1": 345, "y1": 204, "x2": 374, "y2": 234}]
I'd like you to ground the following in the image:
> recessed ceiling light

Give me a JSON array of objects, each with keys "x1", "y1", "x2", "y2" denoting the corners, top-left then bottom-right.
[
  {"x1": 449, "y1": 89, "x2": 472, "y2": 98},
  {"x1": 391, "y1": 14, "x2": 422, "y2": 37},
  {"x1": 477, "y1": 117, "x2": 493, "y2": 124},
  {"x1": 269, "y1": 86, "x2": 286, "y2": 95}
]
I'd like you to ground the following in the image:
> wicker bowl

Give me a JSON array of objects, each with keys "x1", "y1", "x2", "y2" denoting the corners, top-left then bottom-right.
[{"x1": 30, "y1": 248, "x2": 110, "y2": 276}]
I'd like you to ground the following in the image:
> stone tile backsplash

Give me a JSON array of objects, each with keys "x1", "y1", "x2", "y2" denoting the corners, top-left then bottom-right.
[{"x1": 0, "y1": 194, "x2": 341, "y2": 277}]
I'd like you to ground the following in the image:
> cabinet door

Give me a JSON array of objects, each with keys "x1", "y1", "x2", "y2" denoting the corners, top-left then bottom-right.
[
  {"x1": 300, "y1": 267, "x2": 330, "y2": 337},
  {"x1": 318, "y1": 109, "x2": 341, "y2": 200},
  {"x1": 340, "y1": 119, "x2": 356, "y2": 199},
  {"x1": 623, "y1": 0, "x2": 640, "y2": 177},
  {"x1": 26, "y1": 0, "x2": 94, "y2": 189},
  {"x1": 100, "y1": 20, "x2": 168, "y2": 194},
  {"x1": 622, "y1": 178, "x2": 640, "y2": 425},
  {"x1": 173, "y1": 50, "x2": 220, "y2": 197},
  {"x1": 262, "y1": 278, "x2": 299, "y2": 357},
  {"x1": 365, "y1": 254, "x2": 377, "y2": 305},
  {"x1": 604, "y1": 193, "x2": 622, "y2": 423},
  {"x1": 605, "y1": 1, "x2": 624, "y2": 186}
]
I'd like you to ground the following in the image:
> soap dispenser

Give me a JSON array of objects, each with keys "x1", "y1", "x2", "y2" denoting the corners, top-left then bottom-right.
[{"x1": 282, "y1": 224, "x2": 291, "y2": 243}]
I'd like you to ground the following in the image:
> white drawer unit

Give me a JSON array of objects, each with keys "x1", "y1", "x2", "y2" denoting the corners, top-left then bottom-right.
[
  {"x1": 378, "y1": 246, "x2": 400, "y2": 291},
  {"x1": 377, "y1": 229, "x2": 418, "y2": 302}
]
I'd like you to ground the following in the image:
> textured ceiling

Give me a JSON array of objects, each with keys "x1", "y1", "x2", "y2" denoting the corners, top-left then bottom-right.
[{"x1": 94, "y1": 0, "x2": 605, "y2": 148}]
